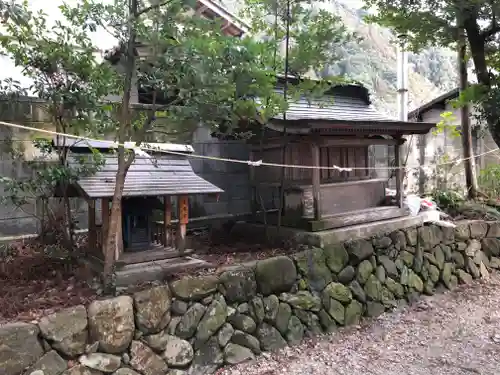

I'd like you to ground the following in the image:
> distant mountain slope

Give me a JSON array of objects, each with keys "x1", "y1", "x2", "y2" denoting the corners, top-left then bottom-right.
[{"x1": 221, "y1": 0, "x2": 457, "y2": 116}]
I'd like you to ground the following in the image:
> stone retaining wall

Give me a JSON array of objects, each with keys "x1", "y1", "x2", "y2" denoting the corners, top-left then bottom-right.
[{"x1": 3, "y1": 220, "x2": 500, "y2": 375}]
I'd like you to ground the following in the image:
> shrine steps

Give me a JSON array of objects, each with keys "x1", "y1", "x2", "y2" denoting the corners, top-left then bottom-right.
[{"x1": 114, "y1": 256, "x2": 211, "y2": 287}]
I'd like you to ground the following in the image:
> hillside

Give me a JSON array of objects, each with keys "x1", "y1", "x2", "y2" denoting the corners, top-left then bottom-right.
[{"x1": 222, "y1": 0, "x2": 458, "y2": 116}]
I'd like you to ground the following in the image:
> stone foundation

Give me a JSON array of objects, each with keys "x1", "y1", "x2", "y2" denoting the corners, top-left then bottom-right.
[{"x1": 2, "y1": 220, "x2": 500, "y2": 375}]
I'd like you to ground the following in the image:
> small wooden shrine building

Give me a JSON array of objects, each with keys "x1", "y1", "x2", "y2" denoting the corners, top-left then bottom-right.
[
  {"x1": 54, "y1": 137, "x2": 222, "y2": 266},
  {"x1": 249, "y1": 80, "x2": 436, "y2": 231}
]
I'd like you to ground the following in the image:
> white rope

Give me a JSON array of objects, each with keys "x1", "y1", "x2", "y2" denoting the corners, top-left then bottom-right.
[{"x1": 1, "y1": 120, "x2": 499, "y2": 172}]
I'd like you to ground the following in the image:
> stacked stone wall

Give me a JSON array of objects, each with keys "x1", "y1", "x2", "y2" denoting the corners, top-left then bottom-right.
[{"x1": 2, "y1": 220, "x2": 500, "y2": 375}]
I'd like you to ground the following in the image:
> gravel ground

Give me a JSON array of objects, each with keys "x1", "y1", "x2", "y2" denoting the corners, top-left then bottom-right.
[{"x1": 219, "y1": 275, "x2": 500, "y2": 375}]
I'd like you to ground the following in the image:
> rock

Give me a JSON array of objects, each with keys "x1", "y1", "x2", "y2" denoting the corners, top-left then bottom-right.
[
  {"x1": 490, "y1": 257, "x2": 500, "y2": 269},
  {"x1": 86, "y1": 342, "x2": 99, "y2": 354},
  {"x1": 407, "y1": 270, "x2": 424, "y2": 292},
  {"x1": 323, "y1": 243, "x2": 349, "y2": 273},
  {"x1": 442, "y1": 245, "x2": 452, "y2": 261},
  {"x1": 377, "y1": 256, "x2": 398, "y2": 279},
  {"x1": 365, "y1": 301, "x2": 385, "y2": 317},
  {"x1": 405, "y1": 228, "x2": 418, "y2": 246},
  {"x1": 375, "y1": 265, "x2": 386, "y2": 283},
  {"x1": 162, "y1": 336, "x2": 194, "y2": 367},
  {"x1": 318, "y1": 310, "x2": 336, "y2": 333},
  {"x1": 195, "y1": 300, "x2": 227, "y2": 345},
  {"x1": 62, "y1": 365, "x2": 102, "y2": 375},
  {"x1": 457, "y1": 269, "x2": 473, "y2": 284},
  {"x1": 385, "y1": 277, "x2": 404, "y2": 298},
  {"x1": 372, "y1": 236, "x2": 392, "y2": 249},
  {"x1": 255, "y1": 256, "x2": 297, "y2": 295},
  {"x1": 228, "y1": 314, "x2": 256, "y2": 334},
  {"x1": 38, "y1": 305, "x2": 88, "y2": 357},
  {"x1": 170, "y1": 276, "x2": 219, "y2": 301},
  {"x1": 323, "y1": 282, "x2": 352, "y2": 304},
  {"x1": 189, "y1": 337, "x2": 223, "y2": 375},
  {"x1": 441, "y1": 226, "x2": 455, "y2": 244},
  {"x1": 122, "y1": 353, "x2": 130, "y2": 365},
  {"x1": 413, "y1": 246, "x2": 424, "y2": 273},
  {"x1": 487, "y1": 222, "x2": 500, "y2": 237},
  {"x1": 356, "y1": 260, "x2": 373, "y2": 285},
  {"x1": 345, "y1": 240, "x2": 374, "y2": 264},
  {"x1": 263, "y1": 295, "x2": 280, "y2": 322},
  {"x1": 400, "y1": 251, "x2": 414, "y2": 267},
  {"x1": 133, "y1": 286, "x2": 171, "y2": 334},
  {"x1": 113, "y1": 369, "x2": 141, "y2": 375},
  {"x1": 25, "y1": 350, "x2": 67, "y2": 375},
  {"x1": 256, "y1": 323, "x2": 287, "y2": 351},
  {"x1": 167, "y1": 370, "x2": 187, "y2": 375},
  {"x1": 344, "y1": 300, "x2": 363, "y2": 326},
  {"x1": 171, "y1": 300, "x2": 189, "y2": 316},
  {"x1": 481, "y1": 238, "x2": 500, "y2": 257},
  {"x1": 88, "y1": 296, "x2": 135, "y2": 354},
  {"x1": 451, "y1": 251, "x2": 465, "y2": 268},
  {"x1": 0, "y1": 322, "x2": 44, "y2": 375},
  {"x1": 231, "y1": 331, "x2": 261, "y2": 354},
  {"x1": 166, "y1": 317, "x2": 181, "y2": 336},
  {"x1": 474, "y1": 250, "x2": 489, "y2": 268},
  {"x1": 428, "y1": 264, "x2": 440, "y2": 283},
  {"x1": 285, "y1": 316, "x2": 304, "y2": 345},
  {"x1": 456, "y1": 242, "x2": 467, "y2": 251},
  {"x1": 418, "y1": 226, "x2": 437, "y2": 250},
  {"x1": 144, "y1": 330, "x2": 172, "y2": 351},
  {"x1": 324, "y1": 296, "x2": 345, "y2": 325},
  {"x1": 223, "y1": 343, "x2": 254, "y2": 365},
  {"x1": 470, "y1": 221, "x2": 488, "y2": 239},
  {"x1": 279, "y1": 291, "x2": 322, "y2": 311},
  {"x1": 129, "y1": 341, "x2": 168, "y2": 375},
  {"x1": 201, "y1": 296, "x2": 213, "y2": 306},
  {"x1": 364, "y1": 274, "x2": 384, "y2": 301},
  {"x1": 237, "y1": 303, "x2": 250, "y2": 315},
  {"x1": 441, "y1": 263, "x2": 454, "y2": 289},
  {"x1": 465, "y1": 240, "x2": 481, "y2": 257},
  {"x1": 218, "y1": 268, "x2": 257, "y2": 303},
  {"x1": 249, "y1": 297, "x2": 265, "y2": 324},
  {"x1": 432, "y1": 246, "x2": 445, "y2": 269},
  {"x1": 390, "y1": 231, "x2": 407, "y2": 250},
  {"x1": 480, "y1": 262, "x2": 490, "y2": 279},
  {"x1": 454, "y1": 223, "x2": 470, "y2": 241},
  {"x1": 466, "y1": 257, "x2": 481, "y2": 278},
  {"x1": 275, "y1": 303, "x2": 292, "y2": 335},
  {"x1": 293, "y1": 248, "x2": 332, "y2": 291},
  {"x1": 349, "y1": 280, "x2": 366, "y2": 302},
  {"x1": 293, "y1": 310, "x2": 322, "y2": 336},
  {"x1": 217, "y1": 323, "x2": 234, "y2": 347},
  {"x1": 337, "y1": 266, "x2": 356, "y2": 284},
  {"x1": 175, "y1": 303, "x2": 206, "y2": 339},
  {"x1": 79, "y1": 354, "x2": 121, "y2": 373}
]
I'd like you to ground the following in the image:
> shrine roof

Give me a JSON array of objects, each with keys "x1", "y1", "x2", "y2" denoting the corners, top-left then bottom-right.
[{"x1": 69, "y1": 153, "x2": 223, "y2": 198}]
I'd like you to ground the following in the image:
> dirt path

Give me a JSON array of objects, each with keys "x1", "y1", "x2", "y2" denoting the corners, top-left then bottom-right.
[{"x1": 219, "y1": 275, "x2": 500, "y2": 375}]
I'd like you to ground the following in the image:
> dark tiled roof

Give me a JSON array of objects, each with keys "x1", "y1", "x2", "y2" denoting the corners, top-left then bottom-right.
[{"x1": 71, "y1": 154, "x2": 223, "y2": 198}]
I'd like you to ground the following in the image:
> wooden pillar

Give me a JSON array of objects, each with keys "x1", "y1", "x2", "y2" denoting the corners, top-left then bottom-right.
[
  {"x1": 101, "y1": 198, "x2": 110, "y2": 257},
  {"x1": 177, "y1": 195, "x2": 189, "y2": 254},
  {"x1": 394, "y1": 140, "x2": 404, "y2": 208},
  {"x1": 88, "y1": 199, "x2": 96, "y2": 253},
  {"x1": 116, "y1": 199, "x2": 123, "y2": 261},
  {"x1": 311, "y1": 143, "x2": 322, "y2": 220},
  {"x1": 249, "y1": 150, "x2": 257, "y2": 220},
  {"x1": 163, "y1": 196, "x2": 172, "y2": 247}
]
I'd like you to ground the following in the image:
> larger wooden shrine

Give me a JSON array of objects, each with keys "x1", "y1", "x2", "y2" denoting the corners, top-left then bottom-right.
[
  {"x1": 248, "y1": 80, "x2": 436, "y2": 231},
  {"x1": 54, "y1": 137, "x2": 223, "y2": 266}
]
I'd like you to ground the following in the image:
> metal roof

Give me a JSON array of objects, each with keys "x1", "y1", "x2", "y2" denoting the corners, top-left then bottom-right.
[
  {"x1": 71, "y1": 153, "x2": 223, "y2": 198},
  {"x1": 408, "y1": 88, "x2": 459, "y2": 119},
  {"x1": 271, "y1": 92, "x2": 395, "y2": 122}
]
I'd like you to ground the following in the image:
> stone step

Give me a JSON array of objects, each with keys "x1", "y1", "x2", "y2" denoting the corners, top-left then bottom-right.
[{"x1": 115, "y1": 257, "x2": 211, "y2": 286}]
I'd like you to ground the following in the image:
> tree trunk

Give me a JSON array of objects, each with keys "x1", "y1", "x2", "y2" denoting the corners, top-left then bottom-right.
[
  {"x1": 102, "y1": 0, "x2": 138, "y2": 288},
  {"x1": 457, "y1": 22, "x2": 478, "y2": 199},
  {"x1": 463, "y1": 15, "x2": 500, "y2": 149}
]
